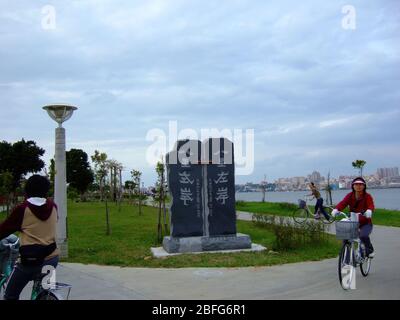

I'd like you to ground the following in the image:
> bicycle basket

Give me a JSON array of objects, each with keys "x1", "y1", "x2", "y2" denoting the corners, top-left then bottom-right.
[
  {"x1": 335, "y1": 220, "x2": 359, "y2": 240},
  {"x1": 298, "y1": 199, "x2": 306, "y2": 209}
]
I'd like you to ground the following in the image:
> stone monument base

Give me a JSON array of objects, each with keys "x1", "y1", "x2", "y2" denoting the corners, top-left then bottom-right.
[{"x1": 162, "y1": 233, "x2": 252, "y2": 254}]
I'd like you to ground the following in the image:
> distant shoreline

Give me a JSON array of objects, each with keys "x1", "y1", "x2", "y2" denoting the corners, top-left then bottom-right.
[{"x1": 236, "y1": 186, "x2": 400, "y2": 193}]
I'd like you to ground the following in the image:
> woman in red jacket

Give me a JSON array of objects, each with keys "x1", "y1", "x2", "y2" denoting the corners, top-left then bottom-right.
[{"x1": 332, "y1": 177, "x2": 375, "y2": 258}]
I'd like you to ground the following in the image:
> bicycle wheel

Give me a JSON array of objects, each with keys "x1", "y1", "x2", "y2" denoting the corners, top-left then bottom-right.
[
  {"x1": 36, "y1": 290, "x2": 60, "y2": 300},
  {"x1": 360, "y1": 257, "x2": 371, "y2": 277},
  {"x1": 292, "y1": 208, "x2": 308, "y2": 224},
  {"x1": 338, "y1": 242, "x2": 355, "y2": 290}
]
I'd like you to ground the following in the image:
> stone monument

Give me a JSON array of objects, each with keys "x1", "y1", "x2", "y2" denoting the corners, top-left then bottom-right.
[{"x1": 162, "y1": 138, "x2": 252, "y2": 254}]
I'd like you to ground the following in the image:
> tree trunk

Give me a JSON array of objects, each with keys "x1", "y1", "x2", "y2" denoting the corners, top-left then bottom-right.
[
  {"x1": 162, "y1": 197, "x2": 168, "y2": 236},
  {"x1": 105, "y1": 191, "x2": 111, "y2": 236},
  {"x1": 138, "y1": 178, "x2": 142, "y2": 215},
  {"x1": 100, "y1": 179, "x2": 104, "y2": 202},
  {"x1": 118, "y1": 168, "x2": 122, "y2": 212},
  {"x1": 157, "y1": 196, "x2": 162, "y2": 243},
  {"x1": 114, "y1": 167, "x2": 117, "y2": 204},
  {"x1": 161, "y1": 172, "x2": 168, "y2": 235}
]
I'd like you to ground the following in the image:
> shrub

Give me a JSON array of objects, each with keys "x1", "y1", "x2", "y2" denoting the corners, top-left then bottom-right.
[
  {"x1": 67, "y1": 187, "x2": 79, "y2": 201},
  {"x1": 236, "y1": 200, "x2": 246, "y2": 207},
  {"x1": 278, "y1": 202, "x2": 297, "y2": 211},
  {"x1": 252, "y1": 213, "x2": 328, "y2": 250}
]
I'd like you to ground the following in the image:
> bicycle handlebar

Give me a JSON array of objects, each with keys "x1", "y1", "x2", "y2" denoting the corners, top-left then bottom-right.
[
  {"x1": 335, "y1": 211, "x2": 364, "y2": 219},
  {"x1": 1, "y1": 238, "x2": 19, "y2": 248}
]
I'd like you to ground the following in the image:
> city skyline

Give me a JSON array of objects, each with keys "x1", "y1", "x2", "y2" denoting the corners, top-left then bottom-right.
[{"x1": 240, "y1": 167, "x2": 400, "y2": 186}]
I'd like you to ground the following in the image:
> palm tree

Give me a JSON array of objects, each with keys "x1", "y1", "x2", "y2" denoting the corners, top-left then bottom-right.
[{"x1": 352, "y1": 160, "x2": 367, "y2": 177}]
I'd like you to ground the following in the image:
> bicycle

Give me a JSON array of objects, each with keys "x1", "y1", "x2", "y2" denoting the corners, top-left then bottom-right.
[
  {"x1": 292, "y1": 196, "x2": 336, "y2": 225},
  {"x1": 0, "y1": 236, "x2": 72, "y2": 300},
  {"x1": 336, "y1": 212, "x2": 372, "y2": 290}
]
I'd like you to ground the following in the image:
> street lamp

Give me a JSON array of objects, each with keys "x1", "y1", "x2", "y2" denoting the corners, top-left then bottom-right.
[{"x1": 43, "y1": 104, "x2": 77, "y2": 258}]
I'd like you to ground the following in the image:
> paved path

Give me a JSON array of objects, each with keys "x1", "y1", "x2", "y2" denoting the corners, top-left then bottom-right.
[{"x1": 19, "y1": 211, "x2": 400, "y2": 300}]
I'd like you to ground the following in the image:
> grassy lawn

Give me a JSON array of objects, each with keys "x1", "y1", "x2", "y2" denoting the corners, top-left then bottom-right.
[
  {"x1": 236, "y1": 201, "x2": 400, "y2": 228},
  {"x1": 1, "y1": 201, "x2": 341, "y2": 268}
]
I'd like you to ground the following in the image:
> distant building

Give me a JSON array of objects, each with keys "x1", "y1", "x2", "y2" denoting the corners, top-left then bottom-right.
[
  {"x1": 377, "y1": 167, "x2": 399, "y2": 179},
  {"x1": 309, "y1": 171, "x2": 322, "y2": 183}
]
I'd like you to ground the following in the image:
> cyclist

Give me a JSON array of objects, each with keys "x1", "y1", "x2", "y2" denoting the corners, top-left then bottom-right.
[
  {"x1": 0, "y1": 175, "x2": 59, "y2": 300},
  {"x1": 308, "y1": 182, "x2": 331, "y2": 221},
  {"x1": 332, "y1": 177, "x2": 375, "y2": 258}
]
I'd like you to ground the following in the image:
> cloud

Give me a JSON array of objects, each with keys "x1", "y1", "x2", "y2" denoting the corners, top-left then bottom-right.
[
  {"x1": 318, "y1": 118, "x2": 351, "y2": 128},
  {"x1": 0, "y1": 0, "x2": 399, "y2": 184}
]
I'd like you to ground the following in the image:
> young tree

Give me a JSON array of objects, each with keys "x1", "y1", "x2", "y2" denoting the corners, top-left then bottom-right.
[
  {"x1": 91, "y1": 150, "x2": 108, "y2": 201},
  {"x1": 155, "y1": 160, "x2": 168, "y2": 243},
  {"x1": 107, "y1": 160, "x2": 123, "y2": 211},
  {"x1": 125, "y1": 180, "x2": 135, "y2": 204},
  {"x1": 352, "y1": 160, "x2": 367, "y2": 177},
  {"x1": 260, "y1": 174, "x2": 267, "y2": 203},
  {"x1": 131, "y1": 169, "x2": 142, "y2": 215},
  {"x1": 66, "y1": 149, "x2": 94, "y2": 201},
  {"x1": 91, "y1": 150, "x2": 111, "y2": 235},
  {"x1": 325, "y1": 171, "x2": 333, "y2": 206}
]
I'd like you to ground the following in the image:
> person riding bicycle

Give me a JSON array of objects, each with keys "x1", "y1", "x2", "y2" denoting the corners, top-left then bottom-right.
[
  {"x1": 332, "y1": 177, "x2": 375, "y2": 258},
  {"x1": 308, "y1": 182, "x2": 331, "y2": 221},
  {"x1": 0, "y1": 175, "x2": 59, "y2": 300}
]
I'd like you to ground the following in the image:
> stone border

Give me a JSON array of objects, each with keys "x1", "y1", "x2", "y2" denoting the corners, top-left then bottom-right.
[{"x1": 151, "y1": 243, "x2": 267, "y2": 258}]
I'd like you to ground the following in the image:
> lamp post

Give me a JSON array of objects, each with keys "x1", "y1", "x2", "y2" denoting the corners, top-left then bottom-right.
[{"x1": 43, "y1": 104, "x2": 77, "y2": 258}]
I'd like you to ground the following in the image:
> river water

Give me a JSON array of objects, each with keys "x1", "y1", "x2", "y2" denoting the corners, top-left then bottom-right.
[{"x1": 236, "y1": 188, "x2": 400, "y2": 210}]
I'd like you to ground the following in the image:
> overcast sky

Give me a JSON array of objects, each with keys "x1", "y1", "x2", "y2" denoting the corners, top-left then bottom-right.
[{"x1": 0, "y1": 0, "x2": 399, "y2": 185}]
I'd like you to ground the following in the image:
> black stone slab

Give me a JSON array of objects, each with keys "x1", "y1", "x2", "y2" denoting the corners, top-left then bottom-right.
[
  {"x1": 166, "y1": 140, "x2": 204, "y2": 237},
  {"x1": 203, "y1": 138, "x2": 236, "y2": 236}
]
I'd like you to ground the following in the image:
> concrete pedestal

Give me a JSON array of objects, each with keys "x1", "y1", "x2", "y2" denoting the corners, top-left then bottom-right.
[{"x1": 163, "y1": 233, "x2": 252, "y2": 254}]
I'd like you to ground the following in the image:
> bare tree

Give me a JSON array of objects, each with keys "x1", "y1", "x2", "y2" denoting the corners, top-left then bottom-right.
[
  {"x1": 91, "y1": 150, "x2": 108, "y2": 202},
  {"x1": 261, "y1": 174, "x2": 267, "y2": 203},
  {"x1": 91, "y1": 150, "x2": 112, "y2": 235},
  {"x1": 325, "y1": 171, "x2": 333, "y2": 206},
  {"x1": 107, "y1": 159, "x2": 123, "y2": 211}
]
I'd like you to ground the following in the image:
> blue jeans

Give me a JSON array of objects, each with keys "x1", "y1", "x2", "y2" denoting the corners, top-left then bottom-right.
[
  {"x1": 4, "y1": 256, "x2": 59, "y2": 300},
  {"x1": 315, "y1": 198, "x2": 330, "y2": 220},
  {"x1": 360, "y1": 224, "x2": 374, "y2": 255}
]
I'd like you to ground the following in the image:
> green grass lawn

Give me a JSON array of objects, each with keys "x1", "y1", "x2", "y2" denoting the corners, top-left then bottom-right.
[
  {"x1": 236, "y1": 201, "x2": 400, "y2": 227},
  {"x1": 0, "y1": 201, "x2": 341, "y2": 268}
]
